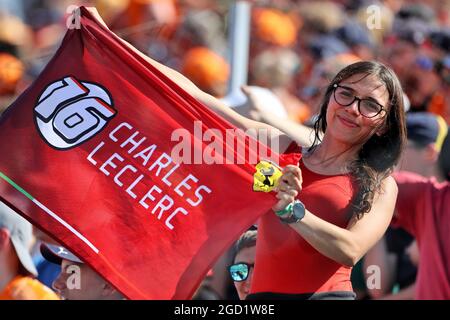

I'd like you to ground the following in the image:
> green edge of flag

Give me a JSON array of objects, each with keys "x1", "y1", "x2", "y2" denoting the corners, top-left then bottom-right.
[{"x1": 0, "y1": 171, "x2": 34, "y2": 201}]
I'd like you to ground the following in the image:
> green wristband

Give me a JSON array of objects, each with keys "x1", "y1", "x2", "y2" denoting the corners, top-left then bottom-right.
[{"x1": 275, "y1": 202, "x2": 294, "y2": 217}]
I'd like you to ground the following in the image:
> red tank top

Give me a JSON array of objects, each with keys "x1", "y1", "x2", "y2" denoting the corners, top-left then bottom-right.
[{"x1": 251, "y1": 146, "x2": 357, "y2": 295}]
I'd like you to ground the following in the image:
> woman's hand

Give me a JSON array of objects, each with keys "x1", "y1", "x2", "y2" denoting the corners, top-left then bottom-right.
[{"x1": 273, "y1": 165, "x2": 303, "y2": 212}]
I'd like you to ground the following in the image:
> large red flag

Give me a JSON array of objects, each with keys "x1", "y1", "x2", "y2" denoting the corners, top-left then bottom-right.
[{"x1": 0, "y1": 7, "x2": 300, "y2": 299}]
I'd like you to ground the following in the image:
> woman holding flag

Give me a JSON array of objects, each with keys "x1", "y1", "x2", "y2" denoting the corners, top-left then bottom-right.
[
  {"x1": 89, "y1": 8, "x2": 406, "y2": 300},
  {"x1": 245, "y1": 62, "x2": 406, "y2": 299},
  {"x1": 150, "y1": 61, "x2": 406, "y2": 299}
]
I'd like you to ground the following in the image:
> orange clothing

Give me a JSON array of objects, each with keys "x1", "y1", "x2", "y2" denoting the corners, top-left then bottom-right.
[
  {"x1": 428, "y1": 92, "x2": 450, "y2": 124},
  {"x1": 0, "y1": 276, "x2": 60, "y2": 300}
]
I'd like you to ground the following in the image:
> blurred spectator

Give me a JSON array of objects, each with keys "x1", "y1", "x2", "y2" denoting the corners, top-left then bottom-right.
[
  {"x1": 181, "y1": 47, "x2": 229, "y2": 97},
  {"x1": 391, "y1": 166, "x2": 449, "y2": 299},
  {"x1": 301, "y1": 53, "x2": 360, "y2": 117},
  {"x1": 334, "y1": 19, "x2": 375, "y2": 60},
  {"x1": 364, "y1": 112, "x2": 449, "y2": 300},
  {"x1": 365, "y1": 112, "x2": 448, "y2": 299},
  {"x1": 31, "y1": 228, "x2": 61, "y2": 289},
  {"x1": 0, "y1": 53, "x2": 24, "y2": 96},
  {"x1": 355, "y1": 2, "x2": 394, "y2": 46},
  {"x1": 41, "y1": 243, "x2": 124, "y2": 300},
  {"x1": 298, "y1": 1, "x2": 345, "y2": 36},
  {"x1": 250, "y1": 48, "x2": 310, "y2": 123},
  {"x1": 253, "y1": 8, "x2": 298, "y2": 48},
  {"x1": 0, "y1": 202, "x2": 59, "y2": 300},
  {"x1": 398, "y1": 112, "x2": 448, "y2": 178},
  {"x1": 228, "y1": 230, "x2": 257, "y2": 300},
  {"x1": 0, "y1": 13, "x2": 32, "y2": 54},
  {"x1": 192, "y1": 269, "x2": 221, "y2": 300},
  {"x1": 395, "y1": 3, "x2": 436, "y2": 25},
  {"x1": 308, "y1": 35, "x2": 349, "y2": 60}
]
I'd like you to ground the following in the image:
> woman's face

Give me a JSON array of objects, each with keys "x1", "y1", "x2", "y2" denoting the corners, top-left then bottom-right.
[{"x1": 325, "y1": 74, "x2": 390, "y2": 147}]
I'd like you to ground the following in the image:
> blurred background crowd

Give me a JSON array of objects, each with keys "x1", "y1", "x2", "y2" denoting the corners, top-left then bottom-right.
[
  {"x1": 2, "y1": 0, "x2": 450, "y2": 123},
  {"x1": 0, "y1": 0, "x2": 449, "y2": 300}
]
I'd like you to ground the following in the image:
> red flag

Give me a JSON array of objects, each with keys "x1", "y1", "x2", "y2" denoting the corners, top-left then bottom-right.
[{"x1": 0, "y1": 7, "x2": 300, "y2": 299}]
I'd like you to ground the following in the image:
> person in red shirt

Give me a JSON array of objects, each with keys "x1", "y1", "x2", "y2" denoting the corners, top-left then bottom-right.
[{"x1": 392, "y1": 127, "x2": 450, "y2": 299}]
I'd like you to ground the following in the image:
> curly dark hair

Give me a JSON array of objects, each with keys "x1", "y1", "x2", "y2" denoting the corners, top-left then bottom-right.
[{"x1": 310, "y1": 61, "x2": 407, "y2": 219}]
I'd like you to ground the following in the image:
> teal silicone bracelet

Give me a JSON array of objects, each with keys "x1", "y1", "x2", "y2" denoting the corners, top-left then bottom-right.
[{"x1": 275, "y1": 202, "x2": 294, "y2": 217}]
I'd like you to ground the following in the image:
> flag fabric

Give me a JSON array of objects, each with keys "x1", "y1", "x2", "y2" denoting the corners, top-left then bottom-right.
[{"x1": 0, "y1": 7, "x2": 300, "y2": 299}]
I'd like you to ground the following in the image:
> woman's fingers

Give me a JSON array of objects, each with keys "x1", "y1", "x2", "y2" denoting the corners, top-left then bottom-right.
[
  {"x1": 279, "y1": 172, "x2": 302, "y2": 192},
  {"x1": 283, "y1": 165, "x2": 301, "y2": 176}
]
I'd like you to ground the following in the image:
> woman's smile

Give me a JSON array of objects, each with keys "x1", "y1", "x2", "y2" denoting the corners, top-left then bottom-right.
[{"x1": 336, "y1": 114, "x2": 360, "y2": 128}]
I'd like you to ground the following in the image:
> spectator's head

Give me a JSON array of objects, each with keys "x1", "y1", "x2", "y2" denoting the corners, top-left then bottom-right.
[
  {"x1": 0, "y1": 202, "x2": 37, "y2": 282},
  {"x1": 228, "y1": 230, "x2": 257, "y2": 300},
  {"x1": 398, "y1": 112, "x2": 448, "y2": 178},
  {"x1": 429, "y1": 28, "x2": 450, "y2": 55},
  {"x1": 312, "y1": 60, "x2": 407, "y2": 217},
  {"x1": 253, "y1": 8, "x2": 298, "y2": 47},
  {"x1": 401, "y1": 54, "x2": 441, "y2": 112},
  {"x1": 298, "y1": 1, "x2": 344, "y2": 35},
  {"x1": 41, "y1": 243, "x2": 124, "y2": 300},
  {"x1": 0, "y1": 14, "x2": 32, "y2": 52},
  {"x1": 0, "y1": 53, "x2": 24, "y2": 96},
  {"x1": 308, "y1": 35, "x2": 349, "y2": 60},
  {"x1": 396, "y1": 3, "x2": 436, "y2": 25},
  {"x1": 355, "y1": 3, "x2": 394, "y2": 45},
  {"x1": 251, "y1": 48, "x2": 300, "y2": 88},
  {"x1": 334, "y1": 20, "x2": 375, "y2": 60},
  {"x1": 181, "y1": 47, "x2": 229, "y2": 97}
]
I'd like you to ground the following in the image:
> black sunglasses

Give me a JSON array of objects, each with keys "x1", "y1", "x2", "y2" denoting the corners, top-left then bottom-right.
[
  {"x1": 228, "y1": 262, "x2": 254, "y2": 282},
  {"x1": 332, "y1": 84, "x2": 385, "y2": 118}
]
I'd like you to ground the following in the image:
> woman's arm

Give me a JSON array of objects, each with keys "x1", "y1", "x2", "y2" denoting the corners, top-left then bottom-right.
[
  {"x1": 86, "y1": 7, "x2": 293, "y2": 153},
  {"x1": 241, "y1": 87, "x2": 316, "y2": 148},
  {"x1": 123, "y1": 47, "x2": 294, "y2": 152},
  {"x1": 275, "y1": 166, "x2": 397, "y2": 267}
]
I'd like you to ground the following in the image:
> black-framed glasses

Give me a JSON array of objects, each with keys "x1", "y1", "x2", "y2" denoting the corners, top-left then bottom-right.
[
  {"x1": 332, "y1": 84, "x2": 385, "y2": 118},
  {"x1": 228, "y1": 262, "x2": 254, "y2": 282}
]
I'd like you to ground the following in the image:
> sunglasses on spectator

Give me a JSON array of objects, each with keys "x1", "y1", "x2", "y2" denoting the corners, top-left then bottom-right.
[{"x1": 228, "y1": 262, "x2": 254, "y2": 282}]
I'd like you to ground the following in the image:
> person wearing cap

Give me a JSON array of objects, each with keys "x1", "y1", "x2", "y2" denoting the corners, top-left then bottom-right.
[
  {"x1": 0, "y1": 201, "x2": 59, "y2": 300},
  {"x1": 388, "y1": 112, "x2": 449, "y2": 299},
  {"x1": 181, "y1": 47, "x2": 230, "y2": 97},
  {"x1": 41, "y1": 243, "x2": 124, "y2": 300},
  {"x1": 399, "y1": 112, "x2": 448, "y2": 178},
  {"x1": 364, "y1": 112, "x2": 449, "y2": 299}
]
